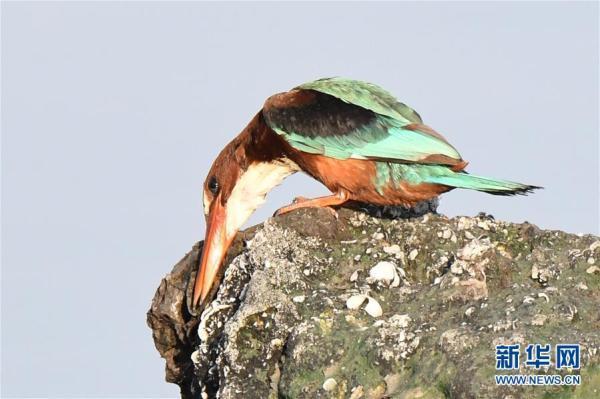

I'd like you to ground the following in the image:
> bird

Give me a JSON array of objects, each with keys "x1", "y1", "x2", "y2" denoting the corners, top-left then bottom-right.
[{"x1": 192, "y1": 77, "x2": 539, "y2": 306}]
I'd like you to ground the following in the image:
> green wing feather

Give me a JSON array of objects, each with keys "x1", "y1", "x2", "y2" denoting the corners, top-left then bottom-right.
[
  {"x1": 264, "y1": 77, "x2": 462, "y2": 164},
  {"x1": 374, "y1": 163, "x2": 538, "y2": 195},
  {"x1": 296, "y1": 77, "x2": 422, "y2": 125},
  {"x1": 271, "y1": 115, "x2": 461, "y2": 162}
]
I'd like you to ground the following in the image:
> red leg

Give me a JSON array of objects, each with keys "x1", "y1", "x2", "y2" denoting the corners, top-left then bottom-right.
[{"x1": 274, "y1": 191, "x2": 349, "y2": 217}]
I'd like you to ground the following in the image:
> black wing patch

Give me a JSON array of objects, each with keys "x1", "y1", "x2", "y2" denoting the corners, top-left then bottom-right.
[{"x1": 263, "y1": 90, "x2": 382, "y2": 139}]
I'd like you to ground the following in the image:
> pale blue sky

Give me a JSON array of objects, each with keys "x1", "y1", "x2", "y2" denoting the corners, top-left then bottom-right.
[{"x1": 2, "y1": 2, "x2": 598, "y2": 397}]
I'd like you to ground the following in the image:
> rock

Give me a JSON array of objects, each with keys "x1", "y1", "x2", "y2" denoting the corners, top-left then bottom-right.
[
  {"x1": 439, "y1": 327, "x2": 479, "y2": 354},
  {"x1": 148, "y1": 207, "x2": 600, "y2": 399}
]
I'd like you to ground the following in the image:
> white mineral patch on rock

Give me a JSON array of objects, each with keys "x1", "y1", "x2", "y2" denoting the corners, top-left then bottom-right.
[
  {"x1": 457, "y1": 238, "x2": 492, "y2": 261},
  {"x1": 457, "y1": 216, "x2": 475, "y2": 230},
  {"x1": 537, "y1": 293, "x2": 550, "y2": 302},
  {"x1": 409, "y1": 249, "x2": 419, "y2": 260},
  {"x1": 450, "y1": 262, "x2": 463, "y2": 275},
  {"x1": 531, "y1": 265, "x2": 539, "y2": 279},
  {"x1": 587, "y1": 265, "x2": 600, "y2": 274},
  {"x1": 322, "y1": 378, "x2": 337, "y2": 391},
  {"x1": 364, "y1": 297, "x2": 383, "y2": 317},
  {"x1": 384, "y1": 373, "x2": 402, "y2": 395},
  {"x1": 383, "y1": 244, "x2": 401, "y2": 254},
  {"x1": 191, "y1": 349, "x2": 201, "y2": 365},
  {"x1": 522, "y1": 296, "x2": 535, "y2": 305},
  {"x1": 531, "y1": 314, "x2": 548, "y2": 326},
  {"x1": 349, "y1": 385, "x2": 364, "y2": 399},
  {"x1": 389, "y1": 314, "x2": 411, "y2": 328},
  {"x1": 477, "y1": 220, "x2": 491, "y2": 231},
  {"x1": 576, "y1": 282, "x2": 588, "y2": 290},
  {"x1": 346, "y1": 294, "x2": 367, "y2": 310},
  {"x1": 369, "y1": 261, "x2": 397, "y2": 285},
  {"x1": 198, "y1": 303, "x2": 232, "y2": 341}
]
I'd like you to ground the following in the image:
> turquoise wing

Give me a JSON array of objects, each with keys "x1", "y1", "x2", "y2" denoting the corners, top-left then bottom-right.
[
  {"x1": 262, "y1": 78, "x2": 463, "y2": 166},
  {"x1": 297, "y1": 77, "x2": 423, "y2": 125}
]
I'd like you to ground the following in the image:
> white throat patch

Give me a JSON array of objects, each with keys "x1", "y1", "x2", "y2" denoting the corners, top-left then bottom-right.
[{"x1": 225, "y1": 159, "x2": 299, "y2": 234}]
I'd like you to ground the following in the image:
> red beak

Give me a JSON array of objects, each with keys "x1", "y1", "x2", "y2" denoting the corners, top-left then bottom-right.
[{"x1": 192, "y1": 198, "x2": 235, "y2": 306}]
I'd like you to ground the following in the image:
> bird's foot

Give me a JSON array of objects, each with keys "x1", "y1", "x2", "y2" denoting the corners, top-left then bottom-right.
[
  {"x1": 273, "y1": 191, "x2": 349, "y2": 218},
  {"x1": 273, "y1": 203, "x2": 339, "y2": 218}
]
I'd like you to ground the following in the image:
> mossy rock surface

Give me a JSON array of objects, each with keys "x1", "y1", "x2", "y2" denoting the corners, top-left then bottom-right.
[{"x1": 148, "y1": 207, "x2": 600, "y2": 399}]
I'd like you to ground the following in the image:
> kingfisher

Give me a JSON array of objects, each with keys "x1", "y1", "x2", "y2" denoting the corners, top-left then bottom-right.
[{"x1": 192, "y1": 78, "x2": 539, "y2": 306}]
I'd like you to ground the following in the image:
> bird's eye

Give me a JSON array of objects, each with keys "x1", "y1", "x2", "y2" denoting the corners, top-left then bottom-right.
[{"x1": 208, "y1": 176, "x2": 219, "y2": 195}]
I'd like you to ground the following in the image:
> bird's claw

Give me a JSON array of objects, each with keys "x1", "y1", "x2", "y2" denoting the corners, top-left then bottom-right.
[
  {"x1": 273, "y1": 204, "x2": 338, "y2": 219},
  {"x1": 273, "y1": 193, "x2": 345, "y2": 218},
  {"x1": 292, "y1": 196, "x2": 309, "y2": 204}
]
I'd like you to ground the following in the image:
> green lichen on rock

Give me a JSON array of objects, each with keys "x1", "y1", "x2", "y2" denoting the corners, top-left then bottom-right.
[{"x1": 148, "y1": 207, "x2": 599, "y2": 399}]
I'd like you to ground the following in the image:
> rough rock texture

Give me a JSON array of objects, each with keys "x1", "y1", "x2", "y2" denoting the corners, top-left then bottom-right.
[{"x1": 148, "y1": 206, "x2": 600, "y2": 399}]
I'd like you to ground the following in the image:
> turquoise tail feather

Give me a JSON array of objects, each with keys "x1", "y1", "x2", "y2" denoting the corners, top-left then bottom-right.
[{"x1": 425, "y1": 173, "x2": 541, "y2": 196}]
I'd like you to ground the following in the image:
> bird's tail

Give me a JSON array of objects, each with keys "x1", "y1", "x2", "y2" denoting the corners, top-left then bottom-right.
[{"x1": 426, "y1": 172, "x2": 541, "y2": 196}]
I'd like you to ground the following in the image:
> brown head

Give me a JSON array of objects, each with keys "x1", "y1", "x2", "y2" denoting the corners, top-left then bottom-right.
[{"x1": 192, "y1": 115, "x2": 299, "y2": 306}]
